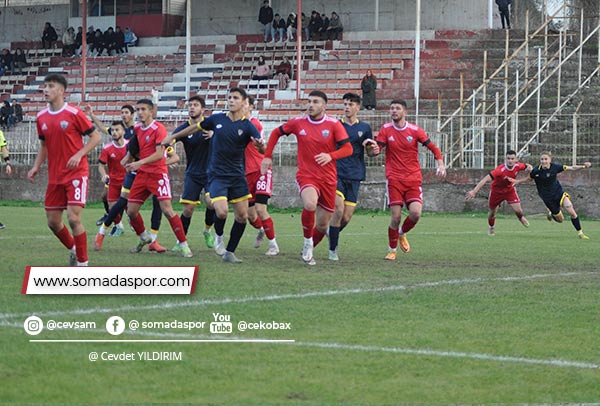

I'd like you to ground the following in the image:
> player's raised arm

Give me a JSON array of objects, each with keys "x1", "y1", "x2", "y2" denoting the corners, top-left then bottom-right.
[{"x1": 85, "y1": 104, "x2": 110, "y2": 135}]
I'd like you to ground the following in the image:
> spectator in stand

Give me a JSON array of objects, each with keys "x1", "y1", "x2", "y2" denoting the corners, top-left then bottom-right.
[
  {"x1": 74, "y1": 27, "x2": 83, "y2": 55},
  {"x1": 103, "y1": 27, "x2": 117, "y2": 56},
  {"x1": 93, "y1": 29, "x2": 105, "y2": 56},
  {"x1": 496, "y1": 0, "x2": 511, "y2": 29},
  {"x1": 124, "y1": 27, "x2": 138, "y2": 51},
  {"x1": 258, "y1": 0, "x2": 274, "y2": 43},
  {"x1": 42, "y1": 22, "x2": 58, "y2": 49},
  {"x1": 62, "y1": 27, "x2": 76, "y2": 57},
  {"x1": 301, "y1": 12, "x2": 310, "y2": 41},
  {"x1": 12, "y1": 48, "x2": 27, "y2": 75},
  {"x1": 114, "y1": 26, "x2": 125, "y2": 54},
  {"x1": 327, "y1": 12, "x2": 344, "y2": 40},
  {"x1": 273, "y1": 14, "x2": 286, "y2": 43},
  {"x1": 308, "y1": 10, "x2": 322, "y2": 40},
  {"x1": 85, "y1": 26, "x2": 95, "y2": 55},
  {"x1": 1, "y1": 100, "x2": 15, "y2": 131},
  {"x1": 286, "y1": 12, "x2": 297, "y2": 41},
  {"x1": 252, "y1": 56, "x2": 272, "y2": 80},
  {"x1": 361, "y1": 70, "x2": 377, "y2": 110},
  {"x1": 12, "y1": 100, "x2": 23, "y2": 123},
  {"x1": 0, "y1": 49, "x2": 13, "y2": 75},
  {"x1": 318, "y1": 13, "x2": 330, "y2": 40},
  {"x1": 275, "y1": 56, "x2": 292, "y2": 89}
]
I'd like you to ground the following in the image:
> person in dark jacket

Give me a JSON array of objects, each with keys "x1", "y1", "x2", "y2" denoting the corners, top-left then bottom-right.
[
  {"x1": 496, "y1": 0, "x2": 511, "y2": 29},
  {"x1": 308, "y1": 10, "x2": 322, "y2": 40},
  {"x1": 114, "y1": 26, "x2": 125, "y2": 54},
  {"x1": 361, "y1": 70, "x2": 377, "y2": 110},
  {"x1": 258, "y1": 0, "x2": 274, "y2": 42},
  {"x1": 13, "y1": 48, "x2": 27, "y2": 75},
  {"x1": 42, "y1": 22, "x2": 58, "y2": 49}
]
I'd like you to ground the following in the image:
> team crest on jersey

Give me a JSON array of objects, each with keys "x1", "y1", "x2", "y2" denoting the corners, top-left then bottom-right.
[
  {"x1": 238, "y1": 129, "x2": 243, "y2": 136},
  {"x1": 406, "y1": 136, "x2": 414, "y2": 143},
  {"x1": 158, "y1": 179, "x2": 165, "y2": 186},
  {"x1": 546, "y1": 173, "x2": 551, "y2": 178},
  {"x1": 41, "y1": 123, "x2": 48, "y2": 131},
  {"x1": 60, "y1": 120, "x2": 69, "y2": 130},
  {"x1": 72, "y1": 179, "x2": 80, "y2": 187},
  {"x1": 299, "y1": 129, "x2": 307, "y2": 136},
  {"x1": 216, "y1": 124, "x2": 223, "y2": 129},
  {"x1": 322, "y1": 130, "x2": 330, "y2": 138},
  {"x1": 145, "y1": 135, "x2": 150, "y2": 143},
  {"x1": 358, "y1": 131, "x2": 364, "y2": 138}
]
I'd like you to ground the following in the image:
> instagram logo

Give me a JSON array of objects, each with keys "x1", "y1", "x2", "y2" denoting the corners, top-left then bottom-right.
[{"x1": 24, "y1": 316, "x2": 44, "y2": 336}]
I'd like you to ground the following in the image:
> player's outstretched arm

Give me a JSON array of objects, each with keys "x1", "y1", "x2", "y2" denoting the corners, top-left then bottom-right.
[
  {"x1": 508, "y1": 176, "x2": 531, "y2": 185},
  {"x1": 565, "y1": 162, "x2": 592, "y2": 171},
  {"x1": 85, "y1": 104, "x2": 109, "y2": 135},
  {"x1": 465, "y1": 173, "x2": 491, "y2": 201}
]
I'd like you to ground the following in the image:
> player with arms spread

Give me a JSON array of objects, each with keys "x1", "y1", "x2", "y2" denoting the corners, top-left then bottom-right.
[{"x1": 465, "y1": 150, "x2": 532, "y2": 235}]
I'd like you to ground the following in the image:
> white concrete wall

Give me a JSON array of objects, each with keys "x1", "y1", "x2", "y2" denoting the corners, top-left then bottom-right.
[
  {"x1": 0, "y1": 5, "x2": 70, "y2": 43},
  {"x1": 191, "y1": 0, "x2": 492, "y2": 36}
]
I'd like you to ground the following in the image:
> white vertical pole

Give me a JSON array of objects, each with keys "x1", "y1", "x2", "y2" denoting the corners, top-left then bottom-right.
[
  {"x1": 375, "y1": 0, "x2": 379, "y2": 31},
  {"x1": 414, "y1": 0, "x2": 421, "y2": 121},
  {"x1": 488, "y1": 0, "x2": 494, "y2": 29},
  {"x1": 536, "y1": 47, "x2": 541, "y2": 134},
  {"x1": 185, "y1": 0, "x2": 191, "y2": 98}
]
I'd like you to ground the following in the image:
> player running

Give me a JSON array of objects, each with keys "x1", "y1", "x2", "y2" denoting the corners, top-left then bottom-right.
[{"x1": 465, "y1": 150, "x2": 532, "y2": 235}]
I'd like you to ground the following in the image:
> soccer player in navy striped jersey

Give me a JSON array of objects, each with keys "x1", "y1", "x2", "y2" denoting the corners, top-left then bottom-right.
[
  {"x1": 511, "y1": 151, "x2": 591, "y2": 239},
  {"x1": 327, "y1": 93, "x2": 378, "y2": 261},
  {"x1": 166, "y1": 88, "x2": 265, "y2": 263},
  {"x1": 167, "y1": 95, "x2": 216, "y2": 251}
]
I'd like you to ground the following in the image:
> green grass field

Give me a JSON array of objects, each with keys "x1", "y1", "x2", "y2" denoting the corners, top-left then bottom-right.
[{"x1": 1, "y1": 205, "x2": 599, "y2": 405}]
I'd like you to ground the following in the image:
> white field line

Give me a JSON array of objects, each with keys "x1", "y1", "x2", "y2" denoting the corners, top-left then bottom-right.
[
  {"x1": 2, "y1": 322, "x2": 597, "y2": 370},
  {"x1": 0, "y1": 271, "x2": 595, "y2": 321}
]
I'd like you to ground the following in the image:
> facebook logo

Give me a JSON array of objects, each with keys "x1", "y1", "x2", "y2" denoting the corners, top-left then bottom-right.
[{"x1": 105, "y1": 316, "x2": 125, "y2": 336}]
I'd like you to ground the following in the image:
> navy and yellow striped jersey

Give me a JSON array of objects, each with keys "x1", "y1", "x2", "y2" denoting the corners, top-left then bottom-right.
[
  {"x1": 530, "y1": 162, "x2": 566, "y2": 201},
  {"x1": 173, "y1": 119, "x2": 210, "y2": 179},
  {"x1": 200, "y1": 113, "x2": 260, "y2": 178},
  {"x1": 336, "y1": 119, "x2": 373, "y2": 181}
]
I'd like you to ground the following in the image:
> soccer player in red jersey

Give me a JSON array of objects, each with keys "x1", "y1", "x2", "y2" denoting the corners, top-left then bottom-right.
[
  {"x1": 465, "y1": 150, "x2": 532, "y2": 235},
  {"x1": 94, "y1": 121, "x2": 128, "y2": 247},
  {"x1": 27, "y1": 74, "x2": 102, "y2": 266},
  {"x1": 375, "y1": 99, "x2": 446, "y2": 260},
  {"x1": 124, "y1": 99, "x2": 192, "y2": 258},
  {"x1": 245, "y1": 96, "x2": 279, "y2": 256},
  {"x1": 262, "y1": 90, "x2": 353, "y2": 265}
]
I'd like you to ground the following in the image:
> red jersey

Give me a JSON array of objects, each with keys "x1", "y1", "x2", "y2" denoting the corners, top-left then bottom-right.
[
  {"x1": 99, "y1": 140, "x2": 128, "y2": 184},
  {"x1": 245, "y1": 117, "x2": 265, "y2": 174},
  {"x1": 36, "y1": 103, "x2": 95, "y2": 184},
  {"x1": 376, "y1": 121, "x2": 442, "y2": 183},
  {"x1": 489, "y1": 162, "x2": 527, "y2": 193},
  {"x1": 280, "y1": 114, "x2": 348, "y2": 182},
  {"x1": 134, "y1": 120, "x2": 167, "y2": 174}
]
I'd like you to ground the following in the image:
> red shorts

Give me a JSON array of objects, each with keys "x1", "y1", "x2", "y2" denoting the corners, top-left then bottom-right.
[
  {"x1": 386, "y1": 179, "x2": 423, "y2": 207},
  {"x1": 44, "y1": 176, "x2": 89, "y2": 210},
  {"x1": 296, "y1": 175, "x2": 336, "y2": 212},
  {"x1": 128, "y1": 171, "x2": 172, "y2": 204},
  {"x1": 107, "y1": 180, "x2": 124, "y2": 203},
  {"x1": 246, "y1": 169, "x2": 273, "y2": 202},
  {"x1": 488, "y1": 188, "x2": 520, "y2": 209}
]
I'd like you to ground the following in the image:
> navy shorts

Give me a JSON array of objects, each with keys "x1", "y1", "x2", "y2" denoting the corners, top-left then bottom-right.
[
  {"x1": 209, "y1": 176, "x2": 251, "y2": 204},
  {"x1": 542, "y1": 192, "x2": 569, "y2": 215},
  {"x1": 180, "y1": 174, "x2": 209, "y2": 205},
  {"x1": 121, "y1": 171, "x2": 137, "y2": 192},
  {"x1": 336, "y1": 178, "x2": 361, "y2": 206}
]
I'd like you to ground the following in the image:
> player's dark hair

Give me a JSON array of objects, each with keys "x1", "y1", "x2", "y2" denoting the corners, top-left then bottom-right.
[
  {"x1": 229, "y1": 87, "x2": 248, "y2": 100},
  {"x1": 188, "y1": 95, "x2": 206, "y2": 107},
  {"x1": 44, "y1": 73, "x2": 68, "y2": 90},
  {"x1": 247, "y1": 95, "x2": 255, "y2": 106},
  {"x1": 309, "y1": 90, "x2": 328, "y2": 103},
  {"x1": 121, "y1": 104, "x2": 134, "y2": 114},
  {"x1": 137, "y1": 98, "x2": 154, "y2": 108},
  {"x1": 111, "y1": 120, "x2": 126, "y2": 129},
  {"x1": 343, "y1": 92, "x2": 361, "y2": 104},
  {"x1": 506, "y1": 150, "x2": 517, "y2": 156},
  {"x1": 390, "y1": 99, "x2": 408, "y2": 109}
]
